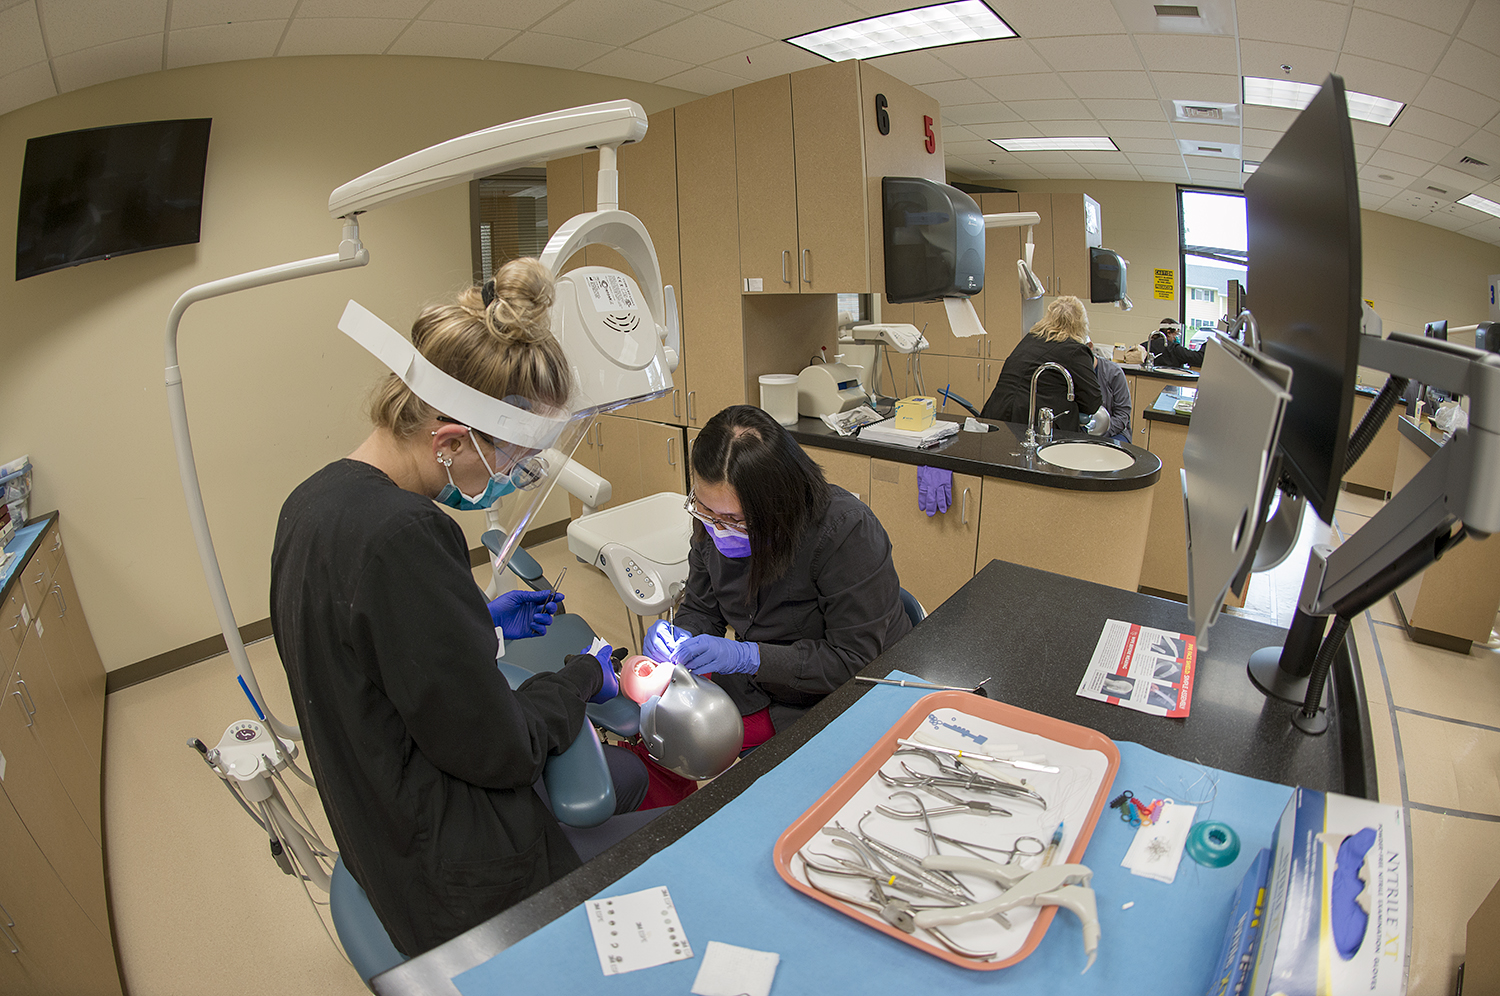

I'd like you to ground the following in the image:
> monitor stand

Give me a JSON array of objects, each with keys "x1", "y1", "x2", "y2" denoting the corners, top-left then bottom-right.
[{"x1": 1247, "y1": 608, "x2": 1331, "y2": 708}]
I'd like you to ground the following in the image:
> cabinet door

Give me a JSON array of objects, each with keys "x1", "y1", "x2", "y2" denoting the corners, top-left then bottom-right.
[
  {"x1": 0, "y1": 650, "x2": 109, "y2": 937},
  {"x1": 1, "y1": 587, "x2": 23, "y2": 685},
  {"x1": 735, "y1": 76, "x2": 800, "y2": 295},
  {"x1": 12, "y1": 622, "x2": 99, "y2": 845},
  {"x1": 623, "y1": 110, "x2": 686, "y2": 425},
  {"x1": 40, "y1": 562, "x2": 105, "y2": 764},
  {"x1": 791, "y1": 60, "x2": 870, "y2": 293},
  {"x1": 979, "y1": 192, "x2": 1023, "y2": 353},
  {"x1": 638, "y1": 421, "x2": 688, "y2": 496},
  {"x1": 18, "y1": 556, "x2": 49, "y2": 625},
  {"x1": 946, "y1": 354, "x2": 987, "y2": 417},
  {"x1": 1138, "y1": 419, "x2": 1190, "y2": 598},
  {"x1": 870, "y1": 460, "x2": 982, "y2": 610},
  {"x1": 1050, "y1": 193, "x2": 1092, "y2": 299},
  {"x1": 1127, "y1": 375, "x2": 1154, "y2": 449},
  {"x1": 0, "y1": 790, "x2": 120, "y2": 996},
  {"x1": 803, "y1": 446, "x2": 869, "y2": 504},
  {"x1": 595, "y1": 415, "x2": 644, "y2": 510}
]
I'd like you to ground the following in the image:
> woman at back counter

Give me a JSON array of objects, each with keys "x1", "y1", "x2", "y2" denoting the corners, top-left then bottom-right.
[{"x1": 981, "y1": 295, "x2": 1106, "y2": 434}]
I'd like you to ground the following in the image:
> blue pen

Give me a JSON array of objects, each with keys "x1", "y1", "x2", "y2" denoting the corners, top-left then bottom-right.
[{"x1": 941, "y1": 383, "x2": 951, "y2": 410}]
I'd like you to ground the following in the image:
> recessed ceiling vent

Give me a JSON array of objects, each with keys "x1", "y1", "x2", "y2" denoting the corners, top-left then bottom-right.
[
  {"x1": 1181, "y1": 105, "x2": 1223, "y2": 119},
  {"x1": 1459, "y1": 155, "x2": 1489, "y2": 167},
  {"x1": 1426, "y1": 185, "x2": 1449, "y2": 194},
  {"x1": 1155, "y1": 4, "x2": 1201, "y2": 15}
]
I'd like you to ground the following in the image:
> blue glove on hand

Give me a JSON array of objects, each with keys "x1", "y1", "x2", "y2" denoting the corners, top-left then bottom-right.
[
  {"x1": 488, "y1": 589, "x2": 563, "y2": 640},
  {"x1": 582, "y1": 643, "x2": 619, "y2": 704},
  {"x1": 916, "y1": 466, "x2": 953, "y2": 517},
  {"x1": 644, "y1": 619, "x2": 690, "y2": 661},
  {"x1": 675, "y1": 635, "x2": 760, "y2": 676}
]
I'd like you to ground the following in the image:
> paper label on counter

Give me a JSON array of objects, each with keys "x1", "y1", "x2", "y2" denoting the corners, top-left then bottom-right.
[
  {"x1": 1076, "y1": 618, "x2": 1196, "y2": 717},
  {"x1": 586, "y1": 885, "x2": 692, "y2": 975},
  {"x1": 584, "y1": 273, "x2": 640, "y2": 312}
]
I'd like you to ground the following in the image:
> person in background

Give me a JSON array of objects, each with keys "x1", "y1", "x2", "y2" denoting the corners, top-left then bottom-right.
[
  {"x1": 1090, "y1": 341, "x2": 1134, "y2": 447},
  {"x1": 980, "y1": 295, "x2": 1105, "y2": 434},
  {"x1": 270, "y1": 258, "x2": 647, "y2": 958},
  {"x1": 643, "y1": 405, "x2": 911, "y2": 748},
  {"x1": 1142, "y1": 317, "x2": 1205, "y2": 368}
]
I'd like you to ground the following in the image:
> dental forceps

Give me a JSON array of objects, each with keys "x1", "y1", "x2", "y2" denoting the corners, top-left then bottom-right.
[
  {"x1": 887, "y1": 750, "x2": 1049, "y2": 810},
  {"x1": 914, "y1": 828, "x2": 1046, "y2": 864}
]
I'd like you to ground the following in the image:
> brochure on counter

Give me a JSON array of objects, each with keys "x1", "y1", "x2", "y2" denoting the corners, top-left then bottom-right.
[{"x1": 1076, "y1": 618, "x2": 1197, "y2": 717}]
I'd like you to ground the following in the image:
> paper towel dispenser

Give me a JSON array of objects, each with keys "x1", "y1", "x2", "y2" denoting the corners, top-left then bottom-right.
[{"x1": 882, "y1": 176, "x2": 985, "y2": 304}]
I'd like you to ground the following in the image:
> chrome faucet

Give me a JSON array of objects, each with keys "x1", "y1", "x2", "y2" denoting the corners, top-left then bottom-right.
[{"x1": 1024, "y1": 362, "x2": 1073, "y2": 450}]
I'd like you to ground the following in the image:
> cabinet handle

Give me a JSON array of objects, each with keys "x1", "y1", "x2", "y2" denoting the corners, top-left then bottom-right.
[
  {"x1": 14, "y1": 679, "x2": 35, "y2": 727},
  {"x1": 667, "y1": 436, "x2": 677, "y2": 466},
  {"x1": 961, "y1": 487, "x2": 971, "y2": 525},
  {"x1": 781, "y1": 250, "x2": 790, "y2": 285},
  {"x1": 672, "y1": 389, "x2": 680, "y2": 418},
  {"x1": 687, "y1": 391, "x2": 696, "y2": 422},
  {"x1": 596, "y1": 423, "x2": 604, "y2": 449},
  {"x1": 51, "y1": 584, "x2": 67, "y2": 617},
  {"x1": 800, "y1": 249, "x2": 810, "y2": 284},
  {"x1": 50, "y1": 535, "x2": 61, "y2": 553},
  {"x1": 8, "y1": 614, "x2": 21, "y2": 633},
  {"x1": 31, "y1": 571, "x2": 44, "y2": 586},
  {"x1": 0, "y1": 901, "x2": 17, "y2": 955}
]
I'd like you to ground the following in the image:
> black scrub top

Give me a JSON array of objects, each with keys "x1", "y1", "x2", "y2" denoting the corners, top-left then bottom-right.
[
  {"x1": 981, "y1": 334, "x2": 1103, "y2": 431},
  {"x1": 270, "y1": 459, "x2": 604, "y2": 956}
]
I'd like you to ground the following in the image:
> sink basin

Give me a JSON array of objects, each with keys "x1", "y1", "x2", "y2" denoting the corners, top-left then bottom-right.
[{"x1": 1037, "y1": 440, "x2": 1135, "y2": 472}]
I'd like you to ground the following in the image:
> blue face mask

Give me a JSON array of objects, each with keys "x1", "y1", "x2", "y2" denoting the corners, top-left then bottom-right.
[
  {"x1": 435, "y1": 430, "x2": 520, "y2": 511},
  {"x1": 708, "y1": 522, "x2": 752, "y2": 559}
]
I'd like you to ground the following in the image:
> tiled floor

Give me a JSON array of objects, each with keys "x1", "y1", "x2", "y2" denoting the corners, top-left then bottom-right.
[{"x1": 102, "y1": 492, "x2": 1497, "y2": 994}]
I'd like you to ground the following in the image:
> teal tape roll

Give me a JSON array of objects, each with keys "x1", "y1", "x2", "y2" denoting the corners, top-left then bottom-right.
[{"x1": 1185, "y1": 820, "x2": 1240, "y2": 867}]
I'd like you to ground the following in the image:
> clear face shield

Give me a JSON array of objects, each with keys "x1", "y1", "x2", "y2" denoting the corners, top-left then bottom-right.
[{"x1": 337, "y1": 300, "x2": 596, "y2": 573}]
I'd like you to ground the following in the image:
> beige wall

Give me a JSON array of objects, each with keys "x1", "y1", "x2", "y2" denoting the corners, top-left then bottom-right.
[{"x1": 0, "y1": 56, "x2": 693, "y2": 671}]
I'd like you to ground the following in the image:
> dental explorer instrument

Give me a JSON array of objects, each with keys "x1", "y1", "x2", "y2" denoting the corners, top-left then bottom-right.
[{"x1": 856, "y1": 676, "x2": 991, "y2": 696}]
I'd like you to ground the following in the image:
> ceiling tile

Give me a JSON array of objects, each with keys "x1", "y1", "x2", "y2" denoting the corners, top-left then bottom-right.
[
  {"x1": 1242, "y1": 144, "x2": 1274, "y2": 159},
  {"x1": 0, "y1": 61, "x2": 56, "y2": 117},
  {"x1": 1367, "y1": 147, "x2": 1437, "y2": 176},
  {"x1": 1458, "y1": 2, "x2": 1500, "y2": 56},
  {"x1": 1082, "y1": 97, "x2": 1164, "y2": 120},
  {"x1": 170, "y1": 0, "x2": 297, "y2": 30},
  {"x1": 1378, "y1": 129, "x2": 1453, "y2": 163},
  {"x1": 917, "y1": 78, "x2": 996, "y2": 105},
  {"x1": 417, "y1": 0, "x2": 561, "y2": 29},
  {"x1": 278, "y1": 16, "x2": 405, "y2": 55},
  {"x1": 975, "y1": 72, "x2": 1073, "y2": 101},
  {"x1": 488, "y1": 31, "x2": 613, "y2": 70},
  {"x1": 1136, "y1": 167, "x2": 1192, "y2": 182},
  {"x1": 1358, "y1": 191, "x2": 1390, "y2": 210},
  {"x1": 1414, "y1": 77, "x2": 1500, "y2": 128},
  {"x1": 1133, "y1": 33, "x2": 1238, "y2": 74},
  {"x1": 1356, "y1": 0, "x2": 1467, "y2": 35},
  {"x1": 1241, "y1": 126, "x2": 1286, "y2": 148},
  {"x1": 1356, "y1": 178, "x2": 1404, "y2": 198},
  {"x1": 1035, "y1": 164, "x2": 1094, "y2": 179},
  {"x1": 1347, "y1": 119, "x2": 1391, "y2": 148},
  {"x1": 1056, "y1": 70, "x2": 1156, "y2": 100},
  {"x1": 40, "y1": 0, "x2": 167, "y2": 56},
  {"x1": 1148, "y1": 70, "x2": 1239, "y2": 102},
  {"x1": 1087, "y1": 164, "x2": 1144, "y2": 180},
  {"x1": 1068, "y1": 150, "x2": 1129, "y2": 164},
  {"x1": 978, "y1": 123, "x2": 1043, "y2": 141},
  {"x1": 531, "y1": 0, "x2": 688, "y2": 47},
  {"x1": 1420, "y1": 210, "x2": 1472, "y2": 232},
  {"x1": 1236, "y1": 40, "x2": 1338, "y2": 85},
  {"x1": 1360, "y1": 164, "x2": 1418, "y2": 187},
  {"x1": 168, "y1": 20, "x2": 285, "y2": 68},
  {"x1": 942, "y1": 123, "x2": 980, "y2": 142},
  {"x1": 1114, "y1": 136, "x2": 1179, "y2": 154},
  {"x1": 1027, "y1": 118, "x2": 1111, "y2": 136},
  {"x1": 1435, "y1": 42, "x2": 1500, "y2": 101},
  {"x1": 865, "y1": 50, "x2": 964, "y2": 85},
  {"x1": 946, "y1": 139, "x2": 1002, "y2": 156},
  {"x1": 1344, "y1": 8, "x2": 1449, "y2": 73},
  {"x1": 942, "y1": 101, "x2": 1022, "y2": 126},
  {"x1": 1237, "y1": 0, "x2": 1349, "y2": 45},
  {"x1": 1379, "y1": 198, "x2": 1430, "y2": 220},
  {"x1": 580, "y1": 47, "x2": 692, "y2": 83},
  {"x1": 1334, "y1": 53, "x2": 1428, "y2": 103},
  {"x1": 992, "y1": 165, "x2": 1047, "y2": 180},
  {"x1": 1027, "y1": 35, "x2": 1142, "y2": 73},
  {"x1": 709, "y1": 0, "x2": 866, "y2": 37},
  {"x1": 705, "y1": 41, "x2": 824, "y2": 82},
  {"x1": 655, "y1": 64, "x2": 748, "y2": 94},
  {"x1": 995, "y1": 0, "x2": 1125, "y2": 39},
  {"x1": 296, "y1": 0, "x2": 424, "y2": 16},
  {"x1": 388, "y1": 21, "x2": 516, "y2": 59},
  {"x1": 1005, "y1": 97, "x2": 1094, "y2": 120},
  {"x1": 1243, "y1": 104, "x2": 1299, "y2": 132},
  {"x1": 661, "y1": 0, "x2": 726, "y2": 9},
  {"x1": 52, "y1": 34, "x2": 161, "y2": 91},
  {"x1": 1127, "y1": 151, "x2": 1188, "y2": 168},
  {"x1": 1394, "y1": 108, "x2": 1478, "y2": 147},
  {"x1": 1173, "y1": 121, "x2": 1240, "y2": 142},
  {"x1": 1, "y1": 3, "x2": 47, "y2": 71},
  {"x1": 936, "y1": 39, "x2": 1053, "y2": 77},
  {"x1": 1104, "y1": 119, "x2": 1176, "y2": 138},
  {"x1": 1423, "y1": 163, "x2": 1489, "y2": 193},
  {"x1": 1459, "y1": 130, "x2": 1500, "y2": 163},
  {"x1": 629, "y1": 14, "x2": 766, "y2": 62}
]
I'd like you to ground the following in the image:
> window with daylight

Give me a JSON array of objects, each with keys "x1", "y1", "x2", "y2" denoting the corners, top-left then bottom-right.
[{"x1": 1179, "y1": 187, "x2": 1247, "y2": 345}]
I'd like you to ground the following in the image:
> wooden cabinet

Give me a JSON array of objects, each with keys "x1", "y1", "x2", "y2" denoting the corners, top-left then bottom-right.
[
  {"x1": 803, "y1": 446, "x2": 870, "y2": 504},
  {"x1": 1137, "y1": 418, "x2": 1189, "y2": 599},
  {"x1": 734, "y1": 75, "x2": 801, "y2": 295},
  {"x1": 1011, "y1": 192, "x2": 1097, "y2": 302},
  {"x1": 569, "y1": 416, "x2": 687, "y2": 518},
  {"x1": 869, "y1": 459, "x2": 982, "y2": 610},
  {"x1": 1342, "y1": 393, "x2": 1399, "y2": 498},
  {"x1": 637, "y1": 419, "x2": 689, "y2": 497},
  {"x1": 1125, "y1": 375, "x2": 1155, "y2": 449}
]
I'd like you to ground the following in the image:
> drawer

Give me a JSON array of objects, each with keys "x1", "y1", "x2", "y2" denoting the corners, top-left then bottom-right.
[
  {"x1": 20, "y1": 555, "x2": 50, "y2": 620},
  {"x1": 1, "y1": 586, "x2": 24, "y2": 679}
]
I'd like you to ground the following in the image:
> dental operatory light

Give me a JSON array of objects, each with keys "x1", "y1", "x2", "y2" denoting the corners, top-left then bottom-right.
[
  {"x1": 1242, "y1": 76, "x2": 1404, "y2": 127},
  {"x1": 990, "y1": 137, "x2": 1119, "y2": 152},
  {"x1": 1458, "y1": 192, "x2": 1500, "y2": 219},
  {"x1": 785, "y1": 0, "x2": 1016, "y2": 62},
  {"x1": 1242, "y1": 160, "x2": 1260, "y2": 174}
]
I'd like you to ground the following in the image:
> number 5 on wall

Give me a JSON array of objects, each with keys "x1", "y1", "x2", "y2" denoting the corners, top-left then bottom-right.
[{"x1": 923, "y1": 115, "x2": 935, "y2": 154}]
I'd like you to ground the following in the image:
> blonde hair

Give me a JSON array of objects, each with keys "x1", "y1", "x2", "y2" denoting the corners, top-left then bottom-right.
[
  {"x1": 1027, "y1": 295, "x2": 1090, "y2": 344},
  {"x1": 369, "y1": 258, "x2": 572, "y2": 438}
]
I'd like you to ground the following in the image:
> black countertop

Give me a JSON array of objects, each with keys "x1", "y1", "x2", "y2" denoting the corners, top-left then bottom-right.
[
  {"x1": 1117, "y1": 362, "x2": 1199, "y2": 381},
  {"x1": 373, "y1": 559, "x2": 1372, "y2": 995},
  {"x1": 1397, "y1": 413, "x2": 1446, "y2": 457},
  {"x1": 787, "y1": 415, "x2": 1161, "y2": 492},
  {"x1": 1142, "y1": 384, "x2": 1197, "y2": 426}
]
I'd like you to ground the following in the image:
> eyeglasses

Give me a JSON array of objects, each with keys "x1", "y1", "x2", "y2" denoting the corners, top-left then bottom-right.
[{"x1": 684, "y1": 491, "x2": 748, "y2": 533}]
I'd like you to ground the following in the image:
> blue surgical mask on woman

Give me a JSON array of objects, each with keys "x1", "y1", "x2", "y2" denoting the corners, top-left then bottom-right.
[
  {"x1": 708, "y1": 522, "x2": 752, "y2": 559},
  {"x1": 435, "y1": 431, "x2": 518, "y2": 511}
]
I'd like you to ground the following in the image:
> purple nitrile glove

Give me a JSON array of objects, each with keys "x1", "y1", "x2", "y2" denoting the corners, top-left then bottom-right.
[
  {"x1": 645, "y1": 619, "x2": 690, "y2": 662},
  {"x1": 917, "y1": 466, "x2": 953, "y2": 517},
  {"x1": 488, "y1": 589, "x2": 564, "y2": 640},
  {"x1": 582, "y1": 642, "x2": 620, "y2": 704},
  {"x1": 675, "y1": 635, "x2": 760, "y2": 676}
]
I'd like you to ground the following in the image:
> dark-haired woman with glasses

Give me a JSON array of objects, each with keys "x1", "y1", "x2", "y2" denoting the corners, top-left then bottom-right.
[{"x1": 644, "y1": 405, "x2": 911, "y2": 746}]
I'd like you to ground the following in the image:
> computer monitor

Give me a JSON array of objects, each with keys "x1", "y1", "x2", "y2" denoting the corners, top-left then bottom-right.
[{"x1": 1244, "y1": 74, "x2": 1363, "y2": 526}]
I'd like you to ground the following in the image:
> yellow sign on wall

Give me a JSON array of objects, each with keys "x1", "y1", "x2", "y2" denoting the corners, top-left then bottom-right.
[{"x1": 1153, "y1": 268, "x2": 1175, "y2": 301}]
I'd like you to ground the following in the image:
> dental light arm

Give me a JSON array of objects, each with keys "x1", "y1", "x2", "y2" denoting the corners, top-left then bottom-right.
[{"x1": 982, "y1": 211, "x2": 1042, "y2": 229}]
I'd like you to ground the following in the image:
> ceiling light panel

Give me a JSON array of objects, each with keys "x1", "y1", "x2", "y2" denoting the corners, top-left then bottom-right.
[
  {"x1": 1458, "y1": 193, "x2": 1500, "y2": 219},
  {"x1": 991, "y1": 137, "x2": 1120, "y2": 152},
  {"x1": 1178, "y1": 139, "x2": 1241, "y2": 159},
  {"x1": 1242, "y1": 76, "x2": 1405, "y2": 126},
  {"x1": 1242, "y1": 160, "x2": 1260, "y2": 173},
  {"x1": 1172, "y1": 99, "x2": 1241, "y2": 125},
  {"x1": 786, "y1": 1, "x2": 1017, "y2": 62}
]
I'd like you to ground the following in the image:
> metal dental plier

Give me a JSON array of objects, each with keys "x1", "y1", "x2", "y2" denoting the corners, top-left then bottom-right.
[
  {"x1": 914, "y1": 857, "x2": 1101, "y2": 974},
  {"x1": 876, "y1": 791, "x2": 1013, "y2": 820}
]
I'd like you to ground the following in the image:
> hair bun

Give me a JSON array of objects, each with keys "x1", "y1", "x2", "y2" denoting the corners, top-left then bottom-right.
[{"x1": 484, "y1": 257, "x2": 554, "y2": 343}]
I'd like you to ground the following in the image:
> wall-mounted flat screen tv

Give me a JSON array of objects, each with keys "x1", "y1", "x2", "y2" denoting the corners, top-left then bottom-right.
[{"x1": 15, "y1": 118, "x2": 212, "y2": 280}]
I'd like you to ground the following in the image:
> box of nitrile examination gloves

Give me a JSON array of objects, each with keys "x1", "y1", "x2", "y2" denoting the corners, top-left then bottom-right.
[
  {"x1": 1248, "y1": 789, "x2": 1407, "y2": 996},
  {"x1": 1205, "y1": 847, "x2": 1270, "y2": 996}
]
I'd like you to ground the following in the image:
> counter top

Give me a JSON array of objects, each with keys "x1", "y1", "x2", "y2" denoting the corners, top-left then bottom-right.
[
  {"x1": 1397, "y1": 413, "x2": 1448, "y2": 457},
  {"x1": 1141, "y1": 384, "x2": 1197, "y2": 426},
  {"x1": 788, "y1": 415, "x2": 1161, "y2": 492},
  {"x1": 1117, "y1": 362, "x2": 1199, "y2": 381},
  {"x1": 1, "y1": 511, "x2": 57, "y2": 604}
]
